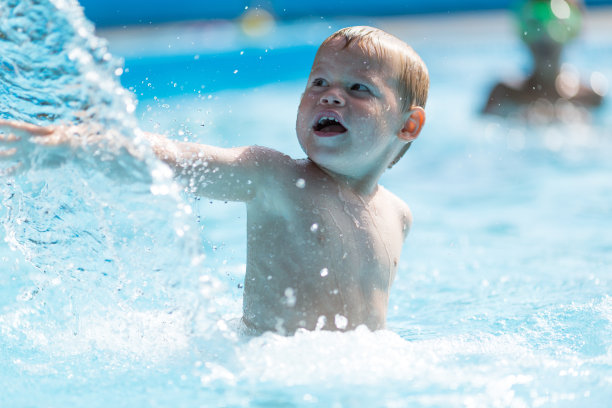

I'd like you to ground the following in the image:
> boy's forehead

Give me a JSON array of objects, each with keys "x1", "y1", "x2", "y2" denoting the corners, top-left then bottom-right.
[
  {"x1": 309, "y1": 46, "x2": 401, "y2": 90},
  {"x1": 312, "y1": 41, "x2": 390, "y2": 74}
]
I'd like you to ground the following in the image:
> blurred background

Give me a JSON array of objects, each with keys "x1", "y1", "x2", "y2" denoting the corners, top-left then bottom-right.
[
  {"x1": 72, "y1": 0, "x2": 612, "y2": 118},
  {"x1": 80, "y1": 0, "x2": 612, "y2": 27}
]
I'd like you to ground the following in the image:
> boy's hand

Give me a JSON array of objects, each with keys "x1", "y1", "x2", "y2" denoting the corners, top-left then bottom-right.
[{"x1": 0, "y1": 120, "x2": 74, "y2": 175}]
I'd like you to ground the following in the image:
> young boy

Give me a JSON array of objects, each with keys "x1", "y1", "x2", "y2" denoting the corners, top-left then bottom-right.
[{"x1": 0, "y1": 26, "x2": 428, "y2": 335}]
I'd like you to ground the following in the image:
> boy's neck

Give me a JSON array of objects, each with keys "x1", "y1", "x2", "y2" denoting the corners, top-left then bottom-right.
[{"x1": 310, "y1": 159, "x2": 382, "y2": 197}]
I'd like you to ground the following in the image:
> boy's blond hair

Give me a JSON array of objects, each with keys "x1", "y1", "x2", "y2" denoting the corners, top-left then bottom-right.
[{"x1": 317, "y1": 26, "x2": 429, "y2": 166}]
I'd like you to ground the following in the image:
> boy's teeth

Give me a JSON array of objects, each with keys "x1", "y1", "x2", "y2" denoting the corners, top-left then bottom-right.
[{"x1": 318, "y1": 116, "x2": 339, "y2": 124}]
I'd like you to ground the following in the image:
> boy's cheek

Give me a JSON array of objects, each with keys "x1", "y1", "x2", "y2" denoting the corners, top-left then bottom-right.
[
  {"x1": 295, "y1": 113, "x2": 310, "y2": 134},
  {"x1": 301, "y1": 91, "x2": 318, "y2": 103}
]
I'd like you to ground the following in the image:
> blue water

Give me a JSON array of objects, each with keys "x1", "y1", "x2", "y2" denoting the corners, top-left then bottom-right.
[{"x1": 1, "y1": 1, "x2": 612, "y2": 407}]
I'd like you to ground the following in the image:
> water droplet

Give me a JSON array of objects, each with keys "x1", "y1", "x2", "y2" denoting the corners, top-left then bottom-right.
[
  {"x1": 315, "y1": 315, "x2": 327, "y2": 330},
  {"x1": 295, "y1": 178, "x2": 306, "y2": 188},
  {"x1": 284, "y1": 287, "x2": 296, "y2": 307},
  {"x1": 334, "y1": 314, "x2": 348, "y2": 330},
  {"x1": 320, "y1": 268, "x2": 328, "y2": 277},
  {"x1": 310, "y1": 223, "x2": 318, "y2": 232}
]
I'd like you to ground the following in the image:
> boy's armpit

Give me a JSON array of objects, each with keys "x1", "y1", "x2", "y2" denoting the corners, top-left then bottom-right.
[
  {"x1": 382, "y1": 188, "x2": 412, "y2": 239},
  {"x1": 402, "y1": 205, "x2": 413, "y2": 238}
]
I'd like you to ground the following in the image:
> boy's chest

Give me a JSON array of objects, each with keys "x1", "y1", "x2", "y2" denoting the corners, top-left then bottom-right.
[
  {"x1": 249, "y1": 182, "x2": 405, "y2": 274},
  {"x1": 305, "y1": 202, "x2": 401, "y2": 276}
]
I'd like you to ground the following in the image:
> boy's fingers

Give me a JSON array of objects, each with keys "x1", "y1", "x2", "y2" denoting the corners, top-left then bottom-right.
[
  {"x1": 0, "y1": 132, "x2": 21, "y2": 142},
  {"x1": 0, "y1": 147, "x2": 18, "y2": 158},
  {"x1": 0, "y1": 120, "x2": 54, "y2": 136},
  {"x1": 32, "y1": 134, "x2": 66, "y2": 146}
]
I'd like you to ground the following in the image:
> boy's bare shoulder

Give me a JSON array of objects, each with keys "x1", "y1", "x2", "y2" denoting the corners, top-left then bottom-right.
[
  {"x1": 246, "y1": 145, "x2": 296, "y2": 167},
  {"x1": 377, "y1": 185, "x2": 413, "y2": 236},
  {"x1": 237, "y1": 145, "x2": 298, "y2": 178},
  {"x1": 244, "y1": 145, "x2": 303, "y2": 187}
]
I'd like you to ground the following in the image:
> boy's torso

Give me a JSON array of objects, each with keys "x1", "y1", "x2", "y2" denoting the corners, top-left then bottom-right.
[{"x1": 242, "y1": 158, "x2": 409, "y2": 334}]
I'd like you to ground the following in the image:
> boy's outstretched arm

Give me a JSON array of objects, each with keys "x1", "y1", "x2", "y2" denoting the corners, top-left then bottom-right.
[
  {"x1": 143, "y1": 132, "x2": 272, "y2": 202},
  {"x1": 0, "y1": 120, "x2": 272, "y2": 202}
]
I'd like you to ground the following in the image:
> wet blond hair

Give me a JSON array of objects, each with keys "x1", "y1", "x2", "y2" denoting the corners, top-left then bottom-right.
[{"x1": 317, "y1": 26, "x2": 429, "y2": 166}]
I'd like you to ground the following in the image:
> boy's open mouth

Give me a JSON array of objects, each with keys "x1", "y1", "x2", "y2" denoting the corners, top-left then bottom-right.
[{"x1": 313, "y1": 115, "x2": 347, "y2": 136}]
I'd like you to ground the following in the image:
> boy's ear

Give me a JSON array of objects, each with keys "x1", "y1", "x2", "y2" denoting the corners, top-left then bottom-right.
[{"x1": 398, "y1": 107, "x2": 425, "y2": 142}]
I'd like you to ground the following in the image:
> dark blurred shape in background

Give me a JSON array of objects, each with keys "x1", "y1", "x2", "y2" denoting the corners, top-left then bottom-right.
[{"x1": 482, "y1": 0, "x2": 606, "y2": 122}]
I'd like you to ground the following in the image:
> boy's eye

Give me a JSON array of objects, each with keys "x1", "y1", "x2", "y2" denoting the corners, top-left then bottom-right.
[
  {"x1": 350, "y1": 83, "x2": 369, "y2": 92},
  {"x1": 312, "y1": 78, "x2": 328, "y2": 87}
]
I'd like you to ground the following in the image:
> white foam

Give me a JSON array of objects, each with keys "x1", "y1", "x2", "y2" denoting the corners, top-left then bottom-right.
[{"x1": 1, "y1": 307, "x2": 192, "y2": 363}]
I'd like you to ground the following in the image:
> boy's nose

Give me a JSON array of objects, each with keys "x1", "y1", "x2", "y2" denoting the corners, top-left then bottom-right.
[{"x1": 319, "y1": 91, "x2": 345, "y2": 106}]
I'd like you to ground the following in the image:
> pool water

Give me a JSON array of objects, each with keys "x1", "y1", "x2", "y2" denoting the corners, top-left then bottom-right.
[{"x1": 1, "y1": 1, "x2": 611, "y2": 407}]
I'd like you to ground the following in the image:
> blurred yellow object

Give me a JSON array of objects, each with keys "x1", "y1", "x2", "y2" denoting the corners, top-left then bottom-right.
[{"x1": 240, "y1": 8, "x2": 275, "y2": 37}]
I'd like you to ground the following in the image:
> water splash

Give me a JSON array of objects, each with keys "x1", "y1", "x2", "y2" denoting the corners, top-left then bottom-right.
[
  {"x1": 0, "y1": 0, "x2": 220, "y2": 367},
  {"x1": 0, "y1": 0, "x2": 133, "y2": 125}
]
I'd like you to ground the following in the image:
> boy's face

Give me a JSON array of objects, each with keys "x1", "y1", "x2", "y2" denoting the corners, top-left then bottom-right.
[{"x1": 296, "y1": 41, "x2": 406, "y2": 178}]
